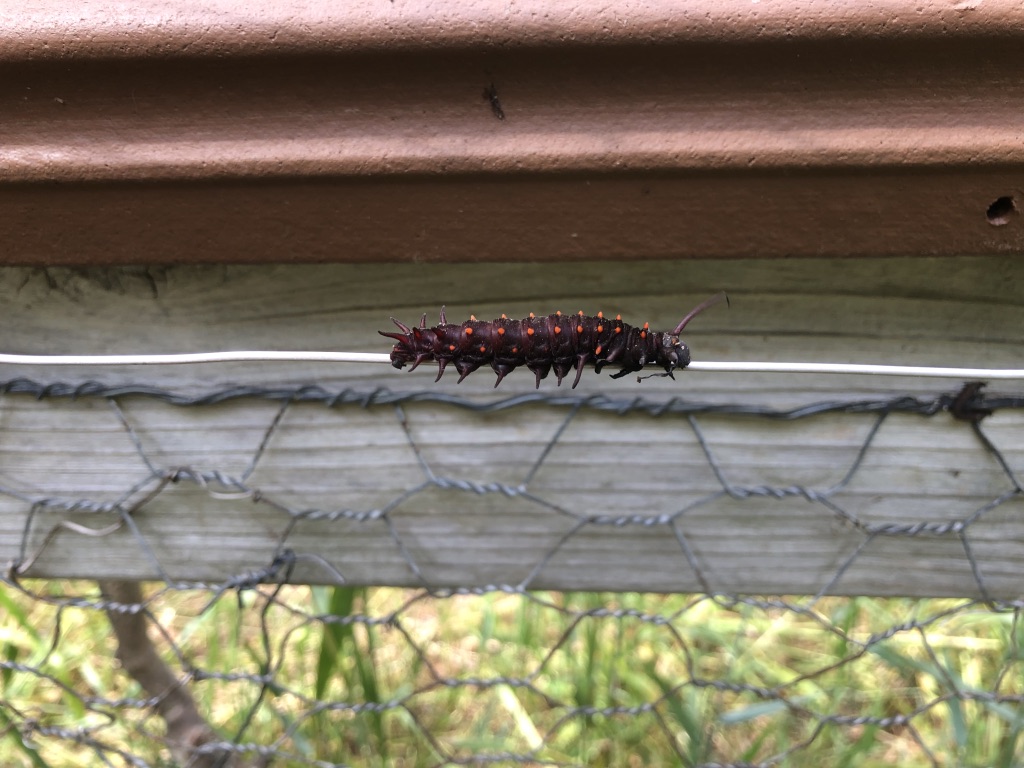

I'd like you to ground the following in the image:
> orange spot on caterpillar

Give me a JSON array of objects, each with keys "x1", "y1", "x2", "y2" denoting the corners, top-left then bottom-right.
[
  {"x1": 576, "y1": 324, "x2": 583, "y2": 333},
  {"x1": 554, "y1": 326, "x2": 562, "y2": 334},
  {"x1": 556, "y1": 310, "x2": 562, "y2": 317},
  {"x1": 497, "y1": 327, "x2": 505, "y2": 335},
  {"x1": 511, "y1": 346, "x2": 518, "y2": 353},
  {"x1": 529, "y1": 312, "x2": 535, "y2": 319},
  {"x1": 577, "y1": 310, "x2": 584, "y2": 316},
  {"x1": 643, "y1": 322, "x2": 650, "y2": 330},
  {"x1": 640, "y1": 330, "x2": 647, "y2": 339},
  {"x1": 597, "y1": 324, "x2": 604, "y2": 332},
  {"x1": 597, "y1": 311, "x2": 604, "y2": 318},
  {"x1": 615, "y1": 327, "x2": 622, "y2": 334},
  {"x1": 501, "y1": 314, "x2": 508, "y2": 319},
  {"x1": 470, "y1": 314, "x2": 477, "y2": 321},
  {"x1": 595, "y1": 345, "x2": 603, "y2": 355},
  {"x1": 449, "y1": 344, "x2": 456, "y2": 351},
  {"x1": 465, "y1": 327, "x2": 473, "y2": 335},
  {"x1": 616, "y1": 314, "x2": 622, "y2": 320},
  {"x1": 479, "y1": 345, "x2": 486, "y2": 353},
  {"x1": 527, "y1": 328, "x2": 535, "y2": 336}
]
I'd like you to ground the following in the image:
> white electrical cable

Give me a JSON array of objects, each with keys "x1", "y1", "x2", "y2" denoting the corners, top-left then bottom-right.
[
  {"x1": 686, "y1": 362, "x2": 1024, "y2": 379},
  {"x1": 0, "y1": 351, "x2": 387, "y2": 365},
  {"x1": 0, "y1": 350, "x2": 1022, "y2": 379}
]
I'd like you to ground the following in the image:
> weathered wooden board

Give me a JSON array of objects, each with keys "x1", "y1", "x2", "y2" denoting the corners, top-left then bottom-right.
[{"x1": 1, "y1": 257, "x2": 1022, "y2": 598}]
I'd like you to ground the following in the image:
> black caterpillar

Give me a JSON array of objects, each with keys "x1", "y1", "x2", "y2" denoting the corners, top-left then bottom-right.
[{"x1": 380, "y1": 293, "x2": 727, "y2": 388}]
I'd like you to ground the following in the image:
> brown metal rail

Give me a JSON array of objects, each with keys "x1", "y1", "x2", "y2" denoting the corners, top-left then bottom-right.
[{"x1": 2, "y1": 1, "x2": 1022, "y2": 263}]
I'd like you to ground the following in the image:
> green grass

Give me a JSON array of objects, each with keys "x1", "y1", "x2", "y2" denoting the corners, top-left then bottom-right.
[{"x1": 1, "y1": 581, "x2": 1022, "y2": 767}]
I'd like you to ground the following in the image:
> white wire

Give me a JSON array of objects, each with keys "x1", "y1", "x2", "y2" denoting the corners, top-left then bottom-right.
[
  {"x1": 686, "y1": 362, "x2": 1024, "y2": 379},
  {"x1": 0, "y1": 350, "x2": 1022, "y2": 379},
  {"x1": 0, "y1": 351, "x2": 387, "y2": 366}
]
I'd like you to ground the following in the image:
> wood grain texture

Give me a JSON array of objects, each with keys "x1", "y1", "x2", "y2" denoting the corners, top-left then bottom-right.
[{"x1": 1, "y1": 257, "x2": 1022, "y2": 598}]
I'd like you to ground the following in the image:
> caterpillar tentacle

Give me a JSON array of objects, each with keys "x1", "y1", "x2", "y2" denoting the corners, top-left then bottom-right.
[
  {"x1": 672, "y1": 291, "x2": 729, "y2": 335},
  {"x1": 378, "y1": 294, "x2": 726, "y2": 388}
]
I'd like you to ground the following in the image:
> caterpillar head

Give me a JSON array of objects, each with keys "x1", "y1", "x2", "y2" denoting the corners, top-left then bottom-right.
[
  {"x1": 641, "y1": 292, "x2": 728, "y2": 382},
  {"x1": 658, "y1": 335, "x2": 692, "y2": 375}
]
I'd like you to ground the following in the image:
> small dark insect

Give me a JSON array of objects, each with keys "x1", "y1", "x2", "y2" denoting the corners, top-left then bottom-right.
[
  {"x1": 482, "y1": 83, "x2": 505, "y2": 121},
  {"x1": 380, "y1": 293, "x2": 727, "y2": 388}
]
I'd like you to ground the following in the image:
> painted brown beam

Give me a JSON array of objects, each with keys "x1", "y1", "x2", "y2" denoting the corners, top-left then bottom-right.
[
  {"x1": 6, "y1": 1, "x2": 1024, "y2": 60},
  {"x1": 1, "y1": 1, "x2": 1023, "y2": 264}
]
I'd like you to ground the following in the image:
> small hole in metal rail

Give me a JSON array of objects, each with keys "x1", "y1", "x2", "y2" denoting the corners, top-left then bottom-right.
[{"x1": 986, "y1": 196, "x2": 1016, "y2": 226}]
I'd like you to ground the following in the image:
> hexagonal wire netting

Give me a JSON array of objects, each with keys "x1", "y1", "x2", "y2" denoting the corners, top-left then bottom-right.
[{"x1": 2, "y1": 379, "x2": 1023, "y2": 768}]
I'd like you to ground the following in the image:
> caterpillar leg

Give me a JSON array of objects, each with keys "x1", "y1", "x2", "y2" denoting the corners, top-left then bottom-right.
[
  {"x1": 406, "y1": 352, "x2": 433, "y2": 372},
  {"x1": 492, "y1": 364, "x2": 516, "y2": 387},
  {"x1": 552, "y1": 359, "x2": 574, "y2": 387},
  {"x1": 455, "y1": 358, "x2": 483, "y2": 383},
  {"x1": 527, "y1": 361, "x2": 551, "y2": 389},
  {"x1": 609, "y1": 358, "x2": 644, "y2": 379},
  {"x1": 570, "y1": 353, "x2": 590, "y2": 389}
]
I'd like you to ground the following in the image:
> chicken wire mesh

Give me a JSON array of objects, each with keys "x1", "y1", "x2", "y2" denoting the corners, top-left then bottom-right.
[{"x1": 1, "y1": 378, "x2": 1023, "y2": 768}]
